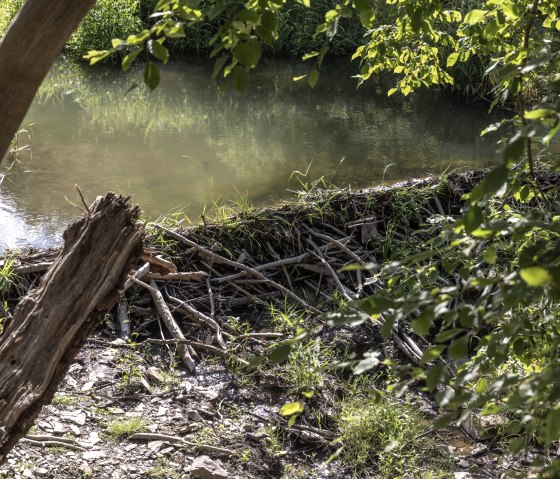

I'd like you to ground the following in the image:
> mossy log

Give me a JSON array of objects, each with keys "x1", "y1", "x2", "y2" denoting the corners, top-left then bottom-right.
[{"x1": 0, "y1": 193, "x2": 143, "y2": 464}]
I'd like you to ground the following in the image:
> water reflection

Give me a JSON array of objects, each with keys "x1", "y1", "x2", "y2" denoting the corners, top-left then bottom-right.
[{"x1": 1, "y1": 58, "x2": 499, "y2": 251}]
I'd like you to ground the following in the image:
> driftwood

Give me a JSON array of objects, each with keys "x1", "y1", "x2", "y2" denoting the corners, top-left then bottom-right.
[{"x1": 0, "y1": 193, "x2": 143, "y2": 464}]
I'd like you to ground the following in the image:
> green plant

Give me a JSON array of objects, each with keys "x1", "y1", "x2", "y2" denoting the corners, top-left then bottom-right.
[
  {"x1": 51, "y1": 393, "x2": 79, "y2": 407},
  {"x1": 0, "y1": 257, "x2": 16, "y2": 299},
  {"x1": 280, "y1": 340, "x2": 330, "y2": 393},
  {"x1": 336, "y1": 389, "x2": 450, "y2": 478},
  {"x1": 114, "y1": 348, "x2": 144, "y2": 393},
  {"x1": 106, "y1": 416, "x2": 146, "y2": 441}
]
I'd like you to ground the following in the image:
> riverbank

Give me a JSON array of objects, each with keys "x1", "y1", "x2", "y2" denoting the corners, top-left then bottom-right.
[{"x1": 3, "y1": 170, "x2": 555, "y2": 478}]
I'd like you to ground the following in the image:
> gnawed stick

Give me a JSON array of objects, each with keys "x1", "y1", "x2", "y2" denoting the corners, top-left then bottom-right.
[
  {"x1": 123, "y1": 262, "x2": 150, "y2": 291},
  {"x1": 167, "y1": 295, "x2": 226, "y2": 349},
  {"x1": 154, "y1": 224, "x2": 321, "y2": 314},
  {"x1": 21, "y1": 438, "x2": 87, "y2": 452},
  {"x1": 307, "y1": 238, "x2": 356, "y2": 302},
  {"x1": 145, "y1": 271, "x2": 207, "y2": 281},
  {"x1": 303, "y1": 224, "x2": 367, "y2": 266},
  {"x1": 127, "y1": 276, "x2": 196, "y2": 373},
  {"x1": 128, "y1": 433, "x2": 234, "y2": 456}
]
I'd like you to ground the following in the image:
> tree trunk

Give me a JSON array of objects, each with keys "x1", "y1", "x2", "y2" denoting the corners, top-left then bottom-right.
[
  {"x1": 0, "y1": 0, "x2": 96, "y2": 161},
  {"x1": 0, "y1": 193, "x2": 143, "y2": 464}
]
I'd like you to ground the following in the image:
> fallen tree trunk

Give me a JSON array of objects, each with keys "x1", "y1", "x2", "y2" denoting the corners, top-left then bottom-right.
[{"x1": 0, "y1": 192, "x2": 143, "y2": 464}]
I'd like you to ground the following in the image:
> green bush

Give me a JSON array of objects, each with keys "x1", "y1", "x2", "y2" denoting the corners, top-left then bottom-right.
[
  {"x1": 66, "y1": 0, "x2": 143, "y2": 59},
  {"x1": 0, "y1": 0, "x2": 142, "y2": 60}
]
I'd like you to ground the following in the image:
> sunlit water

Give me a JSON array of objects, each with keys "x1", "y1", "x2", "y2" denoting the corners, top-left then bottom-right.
[{"x1": 0, "y1": 57, "x2": 501, "y2": 251}]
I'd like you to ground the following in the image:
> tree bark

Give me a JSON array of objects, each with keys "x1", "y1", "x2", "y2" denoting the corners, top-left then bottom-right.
[
  {"x1": 0, "y1": 193, "x2": 143, "y2": 464},
  {"x1": 0, "y1": 0, "x2": 96, "y2": 161}
]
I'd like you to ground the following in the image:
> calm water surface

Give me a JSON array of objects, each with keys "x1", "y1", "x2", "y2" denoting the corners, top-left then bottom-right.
[{"x1": 1, "y1": 58, "x2": 500, "y2": 251}]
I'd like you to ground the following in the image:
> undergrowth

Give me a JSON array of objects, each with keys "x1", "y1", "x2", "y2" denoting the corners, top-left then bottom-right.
[{"x1": 336, "y1": 384, "x2": 451, "y2": 478}]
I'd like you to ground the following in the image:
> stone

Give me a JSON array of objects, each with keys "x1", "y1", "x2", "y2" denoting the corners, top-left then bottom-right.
[
  {"x1": 146, "y1": 367, "x2": 165, "y2": 384},
  {"x1": 190, "y1": 455, "x2": 229, "y2": 479}
]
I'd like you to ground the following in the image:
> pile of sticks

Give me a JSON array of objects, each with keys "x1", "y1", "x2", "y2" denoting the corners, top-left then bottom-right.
[{"x1": 4, "y1": 172, "x2": 492, "y2": 369}]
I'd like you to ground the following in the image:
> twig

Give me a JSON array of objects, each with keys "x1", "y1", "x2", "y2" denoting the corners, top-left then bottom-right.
[
  {"x1": 127, "y1": 276, "x2": 196, "y2": 373},
  {"x1": 145, "y1": 272, "x2": 207, "y2": 281},
  {"x1": 167, "y1": 295, "x2": 226, "y2": 349},
  {"x1": 123, "y1": 262, "x2": 150, "y2": 291},
  {"x1": 21, "y1": 438, "x2": 87, "y2": 452},
  {"x1": 155, "y1": 224, "x2": 320, "y2": 313}
]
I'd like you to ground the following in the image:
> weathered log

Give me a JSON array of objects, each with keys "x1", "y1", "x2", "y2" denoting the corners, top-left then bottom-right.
[{"x1": 0, "y1": 193, "x2": 143, "y2": 464}]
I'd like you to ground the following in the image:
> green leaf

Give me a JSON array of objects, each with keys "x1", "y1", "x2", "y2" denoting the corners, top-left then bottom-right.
[
  {"x1": 233, "y1": 41, "x2": 262, "y2": 68},
  {"x1": 387, "y1": 87, "x2": 398, "y2": 96},
  {"x1": 463, "y1": 9, "x2": 487, "y2": 25},
  {"x1": 144, "y1": 61, "x2": 160, "y2": 90},
  {"x1": 212, "y1": 55, "x2": 228, "y2": 79},
  {"x1": 503, "y1": 135, "x2": 525, "y2": 167},
  {"x1": 280, "y1": 401, "x2": 304, "y2": 416},
  {"x1": 84, "y1": 50, "x2": 111, "y2": 65},
  {"x1": 524, "y1": 108, "x2": 556, "y2": 120},
  {"x1": 308, "y1": 69, "x2": 319, "y2": 88},
  {"x1": 448, "y1": 335, "x2": 469, "y2": 359},
  {"x1": 111, "y1": 38, "x2": 124, "y2": 48},
  {"x1": 542, "y1": 409, "x2": 560, "y2": 445},
  {"x1": 469, "y1": 164, "x2": 509, "y2": 203},
  {"x1": 421, "y1": 345, "x2": 445, "y2": 365},
  {"x1": 519, "y1": 267, "x2": 553, "y2": 287},
  {"x1": 148, "y1": 40, "x2": 169, "y2": 64},
  {"x1": 502, "y1": 2, "x2": 521, "y2": 19},
  {"x1": 483, "y1": 20, "x2": 500, "y2": 40},
  {"x1": 426, "y1": 363, "x2": 445, "y2": 391},
  {"x1": 463, "y1": 205, "x2": 483, "y2": 234},
  {"x1": 261, "y1": 10, "x2": 277, "y2": 31},
  {"x1": 122, "y1": 48, "x2": 143, "y2": 72},
  {"x1": 359, "y1": 295, "x2": 394, "y2": 315},
  {"x1": 353, "y1": 351, "x2": 380, "y2": 374},
  {"x1": 326, "y1": 312, "x2": 368, "y2": 327},
  {"x1": 354, "y1": 0, "x2": 371, "y2": 11},
  {"x1": 126, "y1": 30, "x2": 150, "y2": 45},
  {"x1": 268, "y1": 341, "x2": 293, "y2": 364},
  {"x1": 446, "y1": 52, "x2": 460, "y2": 68}
]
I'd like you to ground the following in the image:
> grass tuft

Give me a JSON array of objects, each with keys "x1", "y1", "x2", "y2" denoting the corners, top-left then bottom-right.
[
  {"x1": 106, "y1": 417, "x2": 146, "y2": 441},
  {"x1": 337, "y1": 388, "x2": 450, "y2": 478}
]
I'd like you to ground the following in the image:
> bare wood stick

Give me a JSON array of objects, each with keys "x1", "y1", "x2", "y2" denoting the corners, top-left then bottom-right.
[
  {"x1": 127, "y1": 277, "x2": 195, "y2": 373},
  {"x1": 128, "y1": 433, "x2": 234, "y2": 455},
  {"x1": 168, "y1": 295, "x2": 226, "y2": 350},
  {"x1": 206, "y1": 277, "x2": 216, "y2": 319},
  {"x1": 303, "y1": 224, "x2": 366, "y2": 266},
  {"x1": 139, "y1": 253, "x2": 177, "y2": 274},
  {"x1": 14, "y1": 262, "x2": 53, "y2": 274},
  {"x1": 155, "y1": 225, "x2": 320, "y2": 313},
  {"x1": 307, "y1": 240, "x2": 356, "y2": 302},
  {"x1": 282, "y1": 265, "x2": 294, "y2": 292},
  {"x1": 123, "y1": 262, "x2": 150, "y2": 291},
  {"x1": 20, "y1": 438, "x2": 87, "y2": 452},
  {"x1": 433, "y1": 194, "x2": 446, "y2": 216},
  {"x1": 117, "y1": 302, "x2": 130, "y2": 339},
  {"x1": 145, "y1": 272, "x2": 207, "y2": 281},
  {"x1": 25, "y1": 434, "x2": 82, "y2": 445}
]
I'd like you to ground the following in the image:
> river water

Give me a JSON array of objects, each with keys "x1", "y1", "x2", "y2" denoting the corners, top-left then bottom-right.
[{"x1": 0, "y1": 58, "x2": 499, "y2": 251}]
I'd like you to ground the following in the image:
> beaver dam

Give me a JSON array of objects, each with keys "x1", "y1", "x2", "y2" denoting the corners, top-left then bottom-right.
[{"x1": 0, "y1": 170, "x2": 556, "y2": 478}]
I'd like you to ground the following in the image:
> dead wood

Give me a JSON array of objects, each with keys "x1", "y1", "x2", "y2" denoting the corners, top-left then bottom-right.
[{"x1": 0, "y1": 193, "x2": 142, "y2": 464}]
